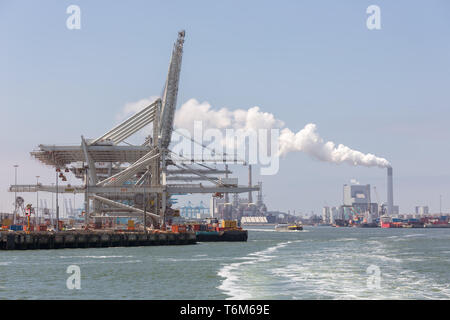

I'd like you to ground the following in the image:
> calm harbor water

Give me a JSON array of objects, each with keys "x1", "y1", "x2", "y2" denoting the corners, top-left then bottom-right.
[{"x1": 1, "y1": 226, "x2": 449, "y2": 299}]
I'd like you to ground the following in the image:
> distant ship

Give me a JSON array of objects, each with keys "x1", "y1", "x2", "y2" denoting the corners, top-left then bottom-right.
[{"x1": 275, "y1": 223, "x2": 303, "y2": 231}]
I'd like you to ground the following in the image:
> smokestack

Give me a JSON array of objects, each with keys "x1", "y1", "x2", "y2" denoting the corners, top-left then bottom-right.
[
  {"x1": 248, "y1": 165, "x2": 253, "y2": 204},
  {"x1": 387, "y1": 167, "x2": 394, "y2": 215}
]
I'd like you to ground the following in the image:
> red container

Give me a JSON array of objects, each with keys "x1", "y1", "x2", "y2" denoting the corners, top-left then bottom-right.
[
  {"x1": 38, "y1": 225, "x2": 47, "y2": 231},
  {"x1": 216, "y1": 227, "x2": 224, "y2": 232},
  {"x1": 172, "y1": 225, "x2": 186, "y2": 233},
  {"x1": 193, "y1": 224, "x2": 201, "y2": 231}
]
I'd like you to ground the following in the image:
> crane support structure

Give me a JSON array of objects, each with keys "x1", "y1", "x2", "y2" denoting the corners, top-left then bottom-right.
[
  {"x1": 159, "y1": 30, "x2": 185, "y2": 150},
  {"x1": 11, "y1": 30, "x2": 260, "y2": 228}
]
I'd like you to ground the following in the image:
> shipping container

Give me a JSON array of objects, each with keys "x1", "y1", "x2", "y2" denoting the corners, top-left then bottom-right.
[
  {"x1": 172, "y1": 225, "x2": 187, "y2": 233},
  {"x1": 10, "y1": 225, "x2": 23, "y2": 231}
]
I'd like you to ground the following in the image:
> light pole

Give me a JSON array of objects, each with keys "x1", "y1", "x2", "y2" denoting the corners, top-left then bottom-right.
[
  {"x1": 143, "y1": 179, "x2": 147, "y2": 233},
  {"x1": 36, "y1": 176, "x2": 40, "y2": 227},
  {"x1": 143, "y1": 168, "x2": 149, "y2": 233},
  {"x1": 51, "y1": 182, "x2": 54, "y2": 227},
  {"x1": 85, "y1": 166, "x2": 89, "y2": 227},
  {"x1": 56, "y1": 170, "x2": 59, "y2": 232},
  {"x1": 13, "y1": 165, "x2": 18, "y2": 225}
]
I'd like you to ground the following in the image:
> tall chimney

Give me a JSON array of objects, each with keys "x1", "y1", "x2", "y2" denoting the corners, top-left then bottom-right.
[
  {"x1": 387, "y1": 167, "x2": 394, "y2": 215},
  {"x1": 248, "y1": 165, "x2": 253, "y2": 204}
]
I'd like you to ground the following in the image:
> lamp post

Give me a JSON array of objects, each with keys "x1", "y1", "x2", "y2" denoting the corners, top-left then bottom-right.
[
  {"x1": 36, "y1": 176, "x2": 40, "y2": 227},
  {"x1": 85, "y1": 166, "x2": 89, "y2": 227},
  {"x1": 51, "y1": 182, "x2": 54, "y2": 227},
  {"x1": 56, "y1": 170, "x2": 59, "y2": 232},
  {"x1": 13, "y1": 165, "x2": 18, "y2": 224},
  {"x1": 143, "y1": 168, "x2": 150, "y2": 233}
]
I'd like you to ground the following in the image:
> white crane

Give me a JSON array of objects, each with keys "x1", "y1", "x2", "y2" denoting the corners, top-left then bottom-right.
[
  {"x1": 373, "y1": 186, "x2": 382, "y2": 216},
  {"x1": 159, "y1": 30, "x2": 185, "y2": 149}
]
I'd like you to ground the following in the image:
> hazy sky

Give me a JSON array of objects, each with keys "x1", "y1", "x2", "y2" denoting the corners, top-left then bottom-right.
[{"x1": 1, "y1": 0, "x2": 449, "y2": 214}]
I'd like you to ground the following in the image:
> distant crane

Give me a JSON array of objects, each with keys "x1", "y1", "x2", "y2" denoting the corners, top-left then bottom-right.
[
  {"x1": 373, "y1": 186, "x2": 382, "y2": 215},
  {"x1": 160, "y1": 30, "x2": 185, "y2": 150}
]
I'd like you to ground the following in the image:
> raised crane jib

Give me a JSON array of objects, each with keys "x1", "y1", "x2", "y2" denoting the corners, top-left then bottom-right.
[{"x1": 159, "y1": 30, "x2": 185, "y2": 150}]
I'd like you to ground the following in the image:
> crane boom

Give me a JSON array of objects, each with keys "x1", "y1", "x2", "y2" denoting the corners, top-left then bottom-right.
[
  {"x1": 159, "y1": 30, "x2": 185, "y2": 149},
  {"x1": 373, "y1": 186, "x2": 381, "y2": 215}
]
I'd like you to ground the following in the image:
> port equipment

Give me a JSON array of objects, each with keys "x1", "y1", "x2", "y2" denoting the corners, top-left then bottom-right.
[
  {"x1": 9, "y1": 31, "x2": 259, "y2": 229},
  {"x1": 373, "y1": 186, "x2": 382, "y2": 215}
]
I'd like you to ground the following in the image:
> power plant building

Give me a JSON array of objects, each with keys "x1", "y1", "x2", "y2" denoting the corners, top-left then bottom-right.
[
  {"x1": 341, "y1": 183, "x2": 379, "y2": 218},
  {"x1": 343, "y1": 184, "x2": 371, "y2": 206},
  {"x1": 415, "y1": 206, "x2": 429, "y2": 216}
]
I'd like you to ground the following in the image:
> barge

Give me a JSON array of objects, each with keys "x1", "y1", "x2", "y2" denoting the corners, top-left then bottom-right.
[
  {"x1": 195, "y1": 229, "x2": 248, "y2": 242},
  {"x1": 175, "y1": 219, "x2": 248, "y2": 242}
]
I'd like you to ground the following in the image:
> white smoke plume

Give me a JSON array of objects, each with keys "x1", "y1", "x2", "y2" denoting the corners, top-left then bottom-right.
[
  {"x1": 174, "y1": 98, "x2": 284, "y2": 132},
  {"x1": 174, "y1": 99, "x2": 391, "y2": 168},
  {"x1": 118, "y1": 97, "x2": 390, "y2": 168},
  {"x1": 278, "y1": 124, "x2": 390, "y2": 168}
]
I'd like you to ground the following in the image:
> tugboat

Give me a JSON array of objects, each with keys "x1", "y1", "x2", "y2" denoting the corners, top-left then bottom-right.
[{"x1": 275, "y1": 223, "x2": 303, "y2": 231}]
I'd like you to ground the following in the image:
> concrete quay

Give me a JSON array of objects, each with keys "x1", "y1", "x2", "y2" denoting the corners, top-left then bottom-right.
[{"x1": 0, "y1": 230, "x2": 197, "y2": 250}]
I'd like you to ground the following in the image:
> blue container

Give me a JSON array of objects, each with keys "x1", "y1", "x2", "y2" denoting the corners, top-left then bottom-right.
[
  {"x1": 10, "y1": 225, "x2": 23, "y2": 231},
  {"x1": 392, "y1": 218, "x2": 402, "y2": 222},
  {"x1": 116, "y1": 218, "x2": 128, "y2": 224}
]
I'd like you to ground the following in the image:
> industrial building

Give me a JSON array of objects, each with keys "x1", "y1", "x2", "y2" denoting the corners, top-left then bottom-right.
[
  {"x1": 343, "y1": 184, "x2": 371, "y2": 206},
  {"x1": 179, "y1": 201, "x2": 209, "y2": 219},
  {"x1": 415, "y1": 206, "x2": 429, "y2": 216},
  {"x1": 211, "y1": 166, "x2": 267, "y2": 222},
  {"x1": 322, "y1": 168, "x2": 398, "y2": 226},
  {"x1": 322, "y1": 206, "x2": 330, "y2": 224}
]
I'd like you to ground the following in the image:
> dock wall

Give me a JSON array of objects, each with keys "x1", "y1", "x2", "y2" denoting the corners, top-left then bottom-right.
[{"x1": 0, "y1": 231, "x2": 197, "y2": 250}]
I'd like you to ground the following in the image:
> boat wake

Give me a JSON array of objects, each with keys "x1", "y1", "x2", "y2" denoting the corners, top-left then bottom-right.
[{"x1": 217, "y1": 241, "x2": 298, "y2": 299}]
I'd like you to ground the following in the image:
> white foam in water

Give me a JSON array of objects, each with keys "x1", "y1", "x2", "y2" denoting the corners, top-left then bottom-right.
[
  {"x1": 59, "y1": 255, "x2": 133, "y2": 259},
  {"x1": 162, "y1": 257, "x2": 228, "y2": 262},
  {"x1": 404, "y1": 234, "x2": 425, "y2": 237},
  {"x1": 334, "y1": 238, "x2": 358, "y2": 242},
  {"x1": 269, "y1": 236, "x2": 450, "y2": 299},
  {"x1": 216, "y1": 229, "x2": 450, "y2": 300},
  {"x1": 217, "y1": 241, "x2": 297, "y2": 299},
  {"x1": 4, "y1": 229, "x2": 450, "y2": 299},
  {"x1": 54, "y1": 259, "x2": 143, "y2": 265}
]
